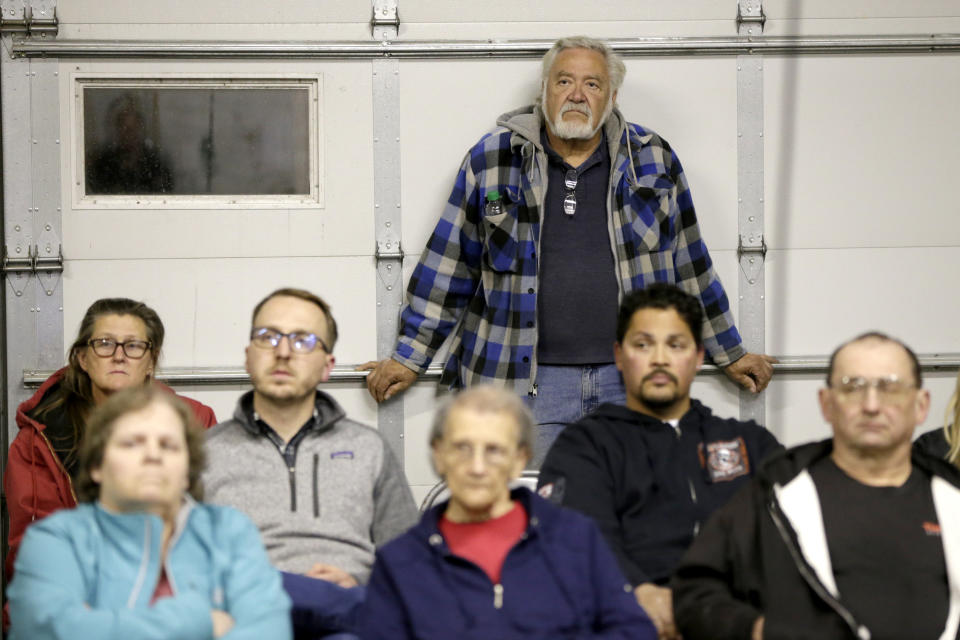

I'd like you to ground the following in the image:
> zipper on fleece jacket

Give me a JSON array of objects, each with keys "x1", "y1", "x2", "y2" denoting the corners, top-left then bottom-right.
[
  {"x1": 279, "y1": 449, "x2": 321, "y2": 517},
  {"x1": 127, "y1": 522, "x2": 153, "y2": 608},
  {"x1": 251, "y1": 405, "x2": 327, "y2": 516},
  {"x1": 160, "y1": 506, "x2": 191, "y2": 600},
  {"x1": 767, "y1": 498, "x2": 871, "y2": 640},
  {"x1": 267, "y1": 437, "x2": 302, "y2": 514},
  {"x1": 288, "y1": 464, "x2": 297, "y2": 512}
]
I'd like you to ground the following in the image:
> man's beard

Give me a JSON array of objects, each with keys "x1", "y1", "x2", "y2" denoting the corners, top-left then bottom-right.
[
  {"x1": 638, "y1": 370, "x2": 684, "y2": 411},
  {"x1": 640, "y1": 389, "x2": 682, "y2": 411},
  {"x1": 543, "y1": 87, "x2": 614, "y2": 140}
]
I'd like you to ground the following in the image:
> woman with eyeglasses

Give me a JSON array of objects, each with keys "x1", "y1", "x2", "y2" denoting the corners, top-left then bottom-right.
[
  {"x1": 7, "y1": 386, "x2": 291, "y2": 639},
  {"x1": 914, "y1": 369, "x2": 960, "y2": 464},
  {"x1": 4, "y1": 297, "x2": 217, "y2": 590}
]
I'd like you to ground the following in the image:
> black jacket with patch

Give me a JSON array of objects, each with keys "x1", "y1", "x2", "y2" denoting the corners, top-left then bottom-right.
[
  {"x1": 672, "y1": 440, "x2": 960, "y2": 640},
  {"x1": 537, "y1": 400, "x2": 780, "y2": 586}
]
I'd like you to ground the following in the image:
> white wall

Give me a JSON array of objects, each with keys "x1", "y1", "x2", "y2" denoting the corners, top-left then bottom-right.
[{"x1": 5, "y1": 1, "x2": 960, "y2": 507}]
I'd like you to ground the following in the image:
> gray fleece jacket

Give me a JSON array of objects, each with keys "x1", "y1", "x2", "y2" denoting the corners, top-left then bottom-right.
[{"x1": 202, "y1": 390, "x2": 418, "y2": 583}]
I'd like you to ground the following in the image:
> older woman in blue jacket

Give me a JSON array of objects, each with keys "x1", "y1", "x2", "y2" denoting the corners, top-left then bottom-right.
[
  {"x1": 7, "y1": 386, "x2": 291, "y2": 639},
  {"x1": 359, "y1": 386, "x2": 655, "y2": 640}
]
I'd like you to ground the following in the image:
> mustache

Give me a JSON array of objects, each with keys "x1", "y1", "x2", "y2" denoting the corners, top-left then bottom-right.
[
  {"x1": 559, "y1": 101, "x2": 592, "y2": 117},
  {"x1": 642, "y1": 369, "x2": 678, "y2": 385}
]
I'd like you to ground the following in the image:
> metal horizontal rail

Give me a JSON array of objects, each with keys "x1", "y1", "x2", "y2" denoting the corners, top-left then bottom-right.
[
  {"x1": 772, "y1": 354, "x2": 960, "y2": 374},
  {"x1": 21, "y1": 354, "x2": 960, "y2": 388},
  {"x1": 21, "y1": 364, "x2": 446, "y2": 387},
  {"x1": 12, "y1": 34, "x2": 960, "y2": 59}
]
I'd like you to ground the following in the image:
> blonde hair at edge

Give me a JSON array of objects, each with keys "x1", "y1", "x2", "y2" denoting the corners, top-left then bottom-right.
[{"x1": 944, "y1": 371, "x2": 960, "y2": 466}]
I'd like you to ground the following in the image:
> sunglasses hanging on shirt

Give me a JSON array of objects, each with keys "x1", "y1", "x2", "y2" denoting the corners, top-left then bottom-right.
[{"x1": 563, "y1": 169, "x2": 578, "y2": 216}]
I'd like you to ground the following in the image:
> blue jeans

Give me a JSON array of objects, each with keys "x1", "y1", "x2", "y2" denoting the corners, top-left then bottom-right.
[
  {"x1": 524, "y1": 364, "x2": 625, "y2": 468},
  {"x1": 282, "y1": 572, "x2": 365, "y2": 640}
]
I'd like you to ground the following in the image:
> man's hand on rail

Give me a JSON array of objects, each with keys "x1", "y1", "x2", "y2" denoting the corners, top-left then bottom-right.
[
  {"x1": 723, "y1": 353, "x2": 777, "y2": 393},
  {"x1": 357, "y1": 358, "x2": 419, "y2": 402}
]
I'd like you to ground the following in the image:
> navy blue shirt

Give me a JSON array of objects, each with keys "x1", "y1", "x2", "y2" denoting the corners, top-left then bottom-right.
[{"x1": 537, "y1": 129, "x2": 619, "y2": 364}]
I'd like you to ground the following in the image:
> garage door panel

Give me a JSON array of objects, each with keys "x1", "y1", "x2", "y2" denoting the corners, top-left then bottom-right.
[
  {"x1": 64, "y1": 256, "x2": 379, "y2": 368},
  {"x1": 766, "y1": 248, "x2": 960, "y2": 355}
]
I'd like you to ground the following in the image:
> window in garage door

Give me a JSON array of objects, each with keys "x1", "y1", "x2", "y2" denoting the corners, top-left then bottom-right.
[{"x1": 75, "y1": 77, "x2": 320, "y2": 207}]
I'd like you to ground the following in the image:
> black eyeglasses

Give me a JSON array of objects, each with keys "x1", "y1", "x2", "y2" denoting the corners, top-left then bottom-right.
[
  {"x1": 87, "y1": 338, "x2": 152, "y2": 359},
  {"x1": 250, "y1": 327, "x2": 329, "y2": 354},
  {"x1": 563, "y1": 169, "x2": 577, "y2": 216}
]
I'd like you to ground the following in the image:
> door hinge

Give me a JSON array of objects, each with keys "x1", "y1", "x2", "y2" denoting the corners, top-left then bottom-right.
[
  {"x1": 737, "y1": 235, "x2": 767, "y2": 259},
  {"x1": 0, "y1": 4, "x2": 58, "y2": 37},
  {"x1": 371, "y1": 0, "x2": 399, "y2": 40},
  {"x1": 375, "y1": 240, "x2": 403, "y2": 261},
  {"x1": 736, "y1": 0, "x2": 766, "y2": 32},
  {"x1": 2, "y1": 244, "x2": 63, "y2": 275}
]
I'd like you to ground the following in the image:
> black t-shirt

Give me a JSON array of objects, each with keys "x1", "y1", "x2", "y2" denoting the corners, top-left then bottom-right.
[
  {"x1": 536, "y1": 129, "x2": 619, "y2": 365},
  {"x1": 811, "y1": 457, "x2": 949, "y2": 640}
]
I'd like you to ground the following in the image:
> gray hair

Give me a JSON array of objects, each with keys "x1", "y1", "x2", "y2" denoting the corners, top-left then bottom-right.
[
  {"x1": 429, "y1": 386, "x2": 535, "y2": 455},
  {"x1": 540, "y1": 36, "x2": 627, "y2": 95}
]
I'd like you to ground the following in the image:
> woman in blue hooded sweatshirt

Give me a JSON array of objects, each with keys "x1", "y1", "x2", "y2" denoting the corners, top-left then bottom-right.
[{"x1": 7, "y1": 385, "x2": 291, "y2": 640}]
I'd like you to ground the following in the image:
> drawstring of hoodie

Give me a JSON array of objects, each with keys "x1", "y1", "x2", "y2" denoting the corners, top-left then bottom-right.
[{"x1": 623, "y1": 122, "x2": 638, "y2": 184}]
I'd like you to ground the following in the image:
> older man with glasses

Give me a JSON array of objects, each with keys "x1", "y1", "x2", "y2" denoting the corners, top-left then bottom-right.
[
  {"x1": 673, "y1": 332, "x2": 960, "y2": 640},
  {"x1": 362, "y1": 35, "x2": 775, "y2": 466},
  {"x1": 359, "y1": 385, "x2": 657, "y2": 639},
  {"x1": 203, "y1": 287, "x2": 417, "y2": 639}
]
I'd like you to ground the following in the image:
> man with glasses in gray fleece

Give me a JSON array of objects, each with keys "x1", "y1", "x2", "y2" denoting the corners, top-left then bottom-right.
[{"x1": 204, "y1": 287, "x2": 417, "y2": 638}]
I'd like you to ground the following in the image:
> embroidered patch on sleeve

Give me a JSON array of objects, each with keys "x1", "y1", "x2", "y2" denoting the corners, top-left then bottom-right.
[
  {"x1": 698, "y1": 437, "x2": 750, "y2": 482},
  {"x1": 537, "y1": 477, "x2": 565, "y2": 504}
]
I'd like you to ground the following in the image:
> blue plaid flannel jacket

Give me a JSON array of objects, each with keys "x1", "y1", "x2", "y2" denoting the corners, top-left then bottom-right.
[{"x1": 393, "y1": 105, "x2": 744, "y2": 395}]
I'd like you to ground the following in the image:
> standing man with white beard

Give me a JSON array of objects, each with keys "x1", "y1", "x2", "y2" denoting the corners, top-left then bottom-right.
[{"x1": 363, "y1": 36, "x2": 775, "y2": 464}]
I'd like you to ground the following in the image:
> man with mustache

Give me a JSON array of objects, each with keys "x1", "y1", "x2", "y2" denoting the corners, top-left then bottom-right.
[
  {"x1": 203, "y1": 288, "x2": 417, "y2": 637},
  {"x1": 362, "y1": 36, "x2": 775, "y2": 466},
  {"x1": 538, "y1": 284, "x2": 780, "y2": 640}
]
